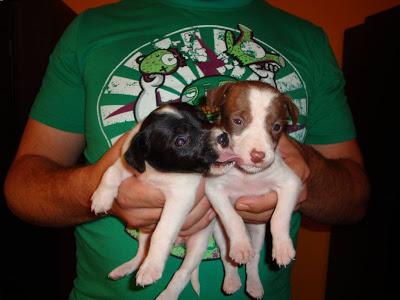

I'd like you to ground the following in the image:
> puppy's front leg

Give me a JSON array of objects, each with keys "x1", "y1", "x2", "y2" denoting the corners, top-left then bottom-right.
[
  {"x1": 271, "y1": 176, "x2": 301, "y2": 266},
  {"x1": 206, "y1": 183, "x2": 254, "y2": 264},
  {"x1": 136, "y1": 184, "x2": 198, "y2": 286},
  {"x1": 213, "y1": 219, "x2": 241, "y2": 295},
  {"x1": 91, "y1": 158, "x2": 132, "y2": 214}
]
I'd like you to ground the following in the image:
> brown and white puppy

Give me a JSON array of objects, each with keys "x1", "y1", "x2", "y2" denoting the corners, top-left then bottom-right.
[
  {"x1": 206, "y1": 81, "x2": 301, "y2": 298},
  {"x1": 90, "y1": 102, "x2": 230, "y2": 288},
  {"x1": 157, "y1": 81, "x2": 302, "y2": 300}
]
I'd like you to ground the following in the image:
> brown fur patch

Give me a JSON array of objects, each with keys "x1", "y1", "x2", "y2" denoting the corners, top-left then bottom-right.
[
  {"x1": 207, "y1": 81, "x2": 298, "y2": 140},
  {"x1": 220, "y1": 86, "x2": 252, "y2": 135},
  {"x1": 267, "y1": 96, "x2": 289, "y2": 145}
]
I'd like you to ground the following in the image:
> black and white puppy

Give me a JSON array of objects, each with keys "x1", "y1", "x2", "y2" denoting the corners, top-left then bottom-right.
[{"x1": 91, "y1": 102, "x2": 228, "y2": 287}]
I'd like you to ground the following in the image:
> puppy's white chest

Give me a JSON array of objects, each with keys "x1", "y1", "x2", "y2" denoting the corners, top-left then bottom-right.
[
  {"x1": 224, "y1": 168, "x2": 275, "y2": 198},
  {"x1": 207, "y1": 155, "x2": 296, "y2": 202}
]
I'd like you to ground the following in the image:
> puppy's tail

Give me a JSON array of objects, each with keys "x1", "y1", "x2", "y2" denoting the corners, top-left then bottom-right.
[{"x1": 190, "y1": 267, "x2": 200, "y2": 296}]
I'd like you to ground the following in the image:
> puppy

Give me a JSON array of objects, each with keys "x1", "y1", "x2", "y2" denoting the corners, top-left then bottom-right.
[
  {"x1": 205, "y1": 81, "x2": 302, "y2": 298},
  {"x1": 157, "y1": 81, "x2": 302, "y2": 300},
  {"x1": 90, "y1": 102, "x2": 229, "y2": 287}
]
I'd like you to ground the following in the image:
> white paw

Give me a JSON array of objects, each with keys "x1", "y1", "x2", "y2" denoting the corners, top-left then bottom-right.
[
  {"x1": 90, "y1": 187, "x2": 116, "y2": 214},
  {"x1": 272, "y1": 238, "x2": 296, "y2": 267},
  {"x1": 229, "y1": 239, "x2": 254, "y2": 264},
  {"x1": 136, "y1": 260, "x2": 163, "y2": 286},
  {"x1": 246, "y1": 276, "x2": 264, "y2": 299},
  {"x1": 108, "y1": 258, "x2": 141, "y2": 280},
  {"x1": 223, "y1": 272, "x2": 242, "y2": 295}
]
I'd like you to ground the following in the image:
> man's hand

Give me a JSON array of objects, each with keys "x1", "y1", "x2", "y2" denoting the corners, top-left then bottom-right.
[
  {"x1": 279, "y1": 134, "x2": 310, "y2": 189},
  {"x1": 110, "y1": 175, "x2": 165, "y2": 232},
  {"x1": 235, "y1": 192, "x2": 278, "y2": 223},
  {"x1": 179, "y1": 196, "x2": 215, "y2": 238},
  {"x1": 235, "y1": 134, "x2": 309, "y2": 223}
]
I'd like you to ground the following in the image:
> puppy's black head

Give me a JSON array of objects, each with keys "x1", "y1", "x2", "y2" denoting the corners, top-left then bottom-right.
[{"x1": 124, "y1": 103, "x2": 219, "y2": 174}]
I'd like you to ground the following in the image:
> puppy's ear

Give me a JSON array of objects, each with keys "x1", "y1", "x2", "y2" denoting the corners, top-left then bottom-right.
[
  {"x1": 206, "y1": 83, "x2": 232, "y2": 109},
  {"x1": 193, "y1": 106, "x2": 209, "y2": 124},
  {"x1": 123, "y1": 131, "x2": 148, "y2": 173},
  {"x1": 178, "y1": 102, "x2": 209, "y2": 124},
  {"x1": 283, "y1": 95, "x2": 299, "y2": 126}
]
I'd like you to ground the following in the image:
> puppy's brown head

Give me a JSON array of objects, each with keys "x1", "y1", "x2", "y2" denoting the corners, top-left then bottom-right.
[{"x1": 207, "y1": 81, "x2": 298, "y2": 173}]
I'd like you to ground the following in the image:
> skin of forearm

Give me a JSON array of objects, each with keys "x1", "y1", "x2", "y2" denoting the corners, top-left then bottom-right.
[
  {"x1": 298, "y1": 145, "x2": 369, "y2": 225},
  {"x1": 4, "y1": 155, "x2": 101, "y2": 227}
]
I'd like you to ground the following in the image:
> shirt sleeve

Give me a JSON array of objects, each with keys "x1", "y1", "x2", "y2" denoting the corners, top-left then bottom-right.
[
  {"x1": 30, "y1": 15, "x2": 85, "y2": 134},
  {"x1": 304, "y1": 28, "x2": 356, "y2": 145}
]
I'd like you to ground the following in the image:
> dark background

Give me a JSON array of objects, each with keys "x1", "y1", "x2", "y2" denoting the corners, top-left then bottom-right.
[
  {"x1": 326, "y1": 5, "x2": 398, "y2": 300},
  {"x1": 0, "y1": 1, "x2": 76, "y2": 299},
  {"x1": 1, "y1": 0, "x2": 398, "y2": 299}
]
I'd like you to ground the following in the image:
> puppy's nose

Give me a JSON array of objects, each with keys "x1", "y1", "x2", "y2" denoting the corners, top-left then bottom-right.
[
  {"x1": 250, "y1": 149, "x2": 265, "y2": 163},
  {"x1": 217, "y1": 132, "x2": 229, "y2": 148}
]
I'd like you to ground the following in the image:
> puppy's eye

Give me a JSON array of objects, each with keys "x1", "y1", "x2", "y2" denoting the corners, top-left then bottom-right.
[
  {"x1": 232, "y1": 118, "x2": 243, "y2": 126},
  {"x1": 175, "y1": 136, "x2": 188, "y2": 147},
  {"x1": 272, "y1": 123, "x2": 282, "y2": 132}
]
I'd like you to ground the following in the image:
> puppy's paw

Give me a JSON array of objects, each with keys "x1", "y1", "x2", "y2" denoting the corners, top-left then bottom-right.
[
  {"x1": 272, "y1": 238, "x2": 296, "y2": 267},
  {"x1": 136, "y1": 260, "x2": 163, "y2": 287},
  {"x1": 108, "y1": 258, "x2": 141, "y2": 280},
  {"x1": 223, "y1": 272, "x2": 241, "y2": 295},
  {"x1": 90, "y1": 187, "x2": 116, "y2": 214},
  {"x1": 246, "y1": 276, "x2": 264, "y2": 299},
  {"x1": 229, "y1": 239, "x2": 254, "y2": 264}
]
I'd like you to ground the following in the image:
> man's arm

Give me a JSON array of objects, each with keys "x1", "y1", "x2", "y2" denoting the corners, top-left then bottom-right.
[
  {"x1": 4, "y1": 119, "x2": 110, "y2": 226},
  {"x1": 4, "y1": 118, "x2": 166, "y2": 227},
  {"x1": 298, "y1": 139, "x2": 369, "y2": 224}
]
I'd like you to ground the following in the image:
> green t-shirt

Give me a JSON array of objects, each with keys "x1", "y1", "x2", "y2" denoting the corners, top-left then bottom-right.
[{"x1": 30, "y1": 0, "x2": 356, "y2": 299}]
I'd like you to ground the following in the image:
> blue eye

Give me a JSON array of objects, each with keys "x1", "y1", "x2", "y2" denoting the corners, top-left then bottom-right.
[
  {"x1": 175, "y1": 136, "x2": 187, "y2": 147},
  {"x1": 272, "y1": 123, "x2": 282, "y2": 132}
]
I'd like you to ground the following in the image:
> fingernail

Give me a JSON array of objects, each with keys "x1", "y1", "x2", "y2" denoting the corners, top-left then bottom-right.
[{"x1": 236, "y1": 204, "x2": 249, "y2": 211}]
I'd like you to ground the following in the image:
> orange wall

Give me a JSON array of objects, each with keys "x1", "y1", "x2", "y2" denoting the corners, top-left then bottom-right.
[
  {"x1": 63, "y1": 0, "x2": 118, "y2": 13},
  {"x1": 62, "y1": 1, "x2": 399, "y2": 299}
]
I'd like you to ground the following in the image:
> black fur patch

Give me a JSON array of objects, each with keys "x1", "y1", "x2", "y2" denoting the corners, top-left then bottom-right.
[{"x1": 124, "y1": 103, "x2": 218, "y2": 174}]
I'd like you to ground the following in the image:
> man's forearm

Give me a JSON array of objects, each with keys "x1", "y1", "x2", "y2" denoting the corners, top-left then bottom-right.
[
  {"x1": 299, "y1": 145, "x2": 369, "y2": 225},
  {"x1": 4, "y1": 155, "x2": 100, "y2": 227}
]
